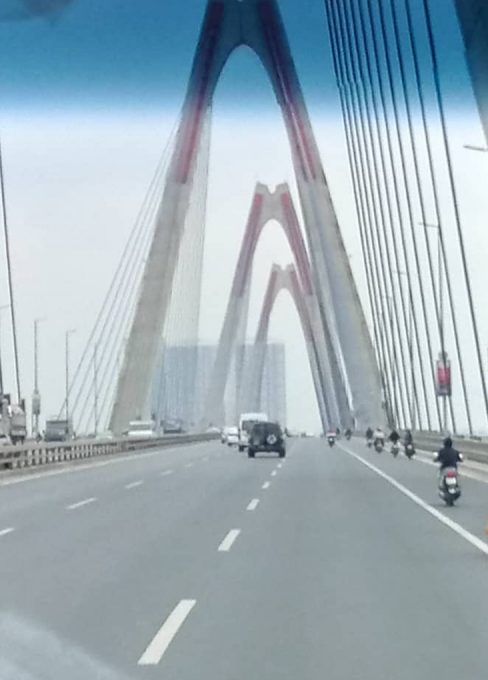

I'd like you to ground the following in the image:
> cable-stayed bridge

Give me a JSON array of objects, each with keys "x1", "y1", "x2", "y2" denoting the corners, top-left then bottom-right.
[
  {"x1": 3, "y1": 3, "x2": 488, "y2": 679},
  {"x1": 2, "y1": 0, "x2": 487, "y2": 438}
]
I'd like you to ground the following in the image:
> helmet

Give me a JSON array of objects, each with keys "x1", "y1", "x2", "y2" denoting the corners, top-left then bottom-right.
[{"x1": 443, "y1": 437, "x2": 453, "y2": 448}]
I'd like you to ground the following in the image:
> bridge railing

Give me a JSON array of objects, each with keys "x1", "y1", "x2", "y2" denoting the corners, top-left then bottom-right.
[
  {"x1": 0, "y1": 433, "x2": 218, "y2": 472},
  {"x1": 414, "y1": 431, "x2": 488, "y2": 465}
]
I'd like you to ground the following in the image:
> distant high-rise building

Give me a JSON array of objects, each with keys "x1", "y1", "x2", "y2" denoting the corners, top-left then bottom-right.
[
  {"x1": 155, "y1": 342, "x2": 286, "y2": 428},
  {"x1": 154, "y1": 344, "x2": 215, "y2": 428}
]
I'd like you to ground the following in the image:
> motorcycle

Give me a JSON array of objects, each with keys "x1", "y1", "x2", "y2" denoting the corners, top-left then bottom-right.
[
  {"x1": 439, "y1": 467, "x2": 461, "y2": 506},
  {"x1": 374, "y1": 438, "x2": 384, "y2": 453},
  {"x1": 327, "y1": 436, "x2": 336, "y2": 447},
  {"x1": 404, "y1": 443, "x2": 415, "y2": 459},
  {"x1": 345, "y1": 431, "x2": 352, "y2": 441},
  {"x1": 367, "y1": 437, "x2": 373, "y2": 448},
  {"x1": 391, "y1": 442, "x2": 399, "y2": 457}
]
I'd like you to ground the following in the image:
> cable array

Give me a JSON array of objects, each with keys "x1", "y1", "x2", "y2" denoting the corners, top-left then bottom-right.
[
  {"x1": 325, "y1": 0, "x2": 485, "y2": 433},
  {"x1": 59, "y1": 118, "x2": 180, "y2": 434}
]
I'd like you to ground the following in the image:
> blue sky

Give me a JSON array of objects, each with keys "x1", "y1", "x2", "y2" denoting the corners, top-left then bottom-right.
[
  {"x1": 0, "y1": 0, "x2": 332, "y2": 111},
  {"x1": 0, "y1": 0, "x2": 472, "y2": 114}
]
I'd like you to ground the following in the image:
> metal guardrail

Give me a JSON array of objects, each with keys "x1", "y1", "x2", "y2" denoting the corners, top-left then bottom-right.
[
  {"x1": 0, "y1": 433, "x2": 218, "y2": 472},
  {"x1": 413, "y1": 432, "x2": 488, "y2": 465}
]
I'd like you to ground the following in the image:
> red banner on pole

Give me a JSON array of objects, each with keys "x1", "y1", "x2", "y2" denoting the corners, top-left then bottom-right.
[{"x1": 436, "y1": 356, "x2": 451, "y2": 396}]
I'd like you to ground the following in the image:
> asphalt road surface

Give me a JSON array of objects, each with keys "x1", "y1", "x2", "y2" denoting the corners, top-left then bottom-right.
[{"x1": 1, "y1": 436, "x2": 488, "y2": 679}]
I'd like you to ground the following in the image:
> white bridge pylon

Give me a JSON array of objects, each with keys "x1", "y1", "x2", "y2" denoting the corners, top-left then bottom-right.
[
  {"x1": 110, "y1": 0, "x2": 383, "y2": 434},
  {"x1": 204, "y1": 182, "x2": 342, "y2": 430}
]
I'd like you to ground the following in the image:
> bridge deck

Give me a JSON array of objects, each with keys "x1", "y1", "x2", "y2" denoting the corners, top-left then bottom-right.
[{"x1": 0, "y1": 437, "x2": 487, "y2": 679}]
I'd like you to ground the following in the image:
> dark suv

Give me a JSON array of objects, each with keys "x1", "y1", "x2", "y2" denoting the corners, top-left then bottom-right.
[{"x1": 248, "y1": 422, "x2": 285, "y2": 458}]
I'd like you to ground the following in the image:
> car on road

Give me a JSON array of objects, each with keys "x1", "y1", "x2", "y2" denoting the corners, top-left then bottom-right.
[
  {"x1": 247, "y1": 421, "x2": 285, "y2": 458},
  {"x1": 226, "y1": 426, "x2": 239, "y2": 447},
  {"x1": 127, "y1": 420, "x2": 156, "y2": 438},
  {"x1": 163, "y1": 418, "x2": 185, "y2": 434},
  {"x1": 220, "y1": 426, "x2": 233, "y2": 443},
  {"x1": 44, "y1": 418, "x2": 74, "y2": 442}
]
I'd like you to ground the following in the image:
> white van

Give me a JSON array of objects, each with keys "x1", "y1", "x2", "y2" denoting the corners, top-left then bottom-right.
[
  {"x1": 238, "y1": 412, "x2": 268, "y2": 451},
  {"x1": 127, "y1": 420, "x2": 156, "y2": 438}
]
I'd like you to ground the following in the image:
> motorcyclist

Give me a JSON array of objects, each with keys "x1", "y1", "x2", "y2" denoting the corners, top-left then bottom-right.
[
  {"x1": 403, "y1": 429, "x2": 415, "y2": 457},
  {"x1": 434, "y1": 437, "x2": 463, "y2": 470},
  {"x1": 388, "y1": 429, "x2": 400, "y2": 455},
  {"x1": 326, "y1": 428, "x2": 337, "y2": 440},
  {"x1": 388, "y1": 429, "x2": 400, "y2": 444},
  {"x1": 404, "y1": 430, "x2": 413, "y2": 446},
  {"x1": 373, "y1": 427, "x2": 385, "y2": 445},
  {"x1": 366, "y1": 427, "x2": 373, "y2": 441},
  {"x1": 345, "y1": 427, "x2": 352, "y2": 439}
]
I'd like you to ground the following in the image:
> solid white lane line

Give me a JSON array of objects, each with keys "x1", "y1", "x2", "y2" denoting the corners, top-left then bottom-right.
[
  {"x1": 66, "y1": 497, "x2": 96, "y2": 511},
  {"x1": 160, "y1": 469, "x2": 173, "y2": 477},
  {"x1": 218, "y1": 529, "x2": 241, "y2": 552},
  {"x1": 0, "y1": 527, "x2": 14, "y2": 538},
  {"x1": 262, "y1": 481, "x2": 270, "y2": 490},
  {"x1": 341, "y1": 444, "x2": 488, "y2": 557},
  {"x1": 138, "y1": 599, "x2": 196, "y2": 666},
  {"x1": 125, "y1": 480, "x2": 143, "y2": 489},
  {"x1": 247, "y1": 498, "x2": 260, "y2": 511},
  {"x1": 271, "y1": 470, "x2": 277, "y2": 477}
]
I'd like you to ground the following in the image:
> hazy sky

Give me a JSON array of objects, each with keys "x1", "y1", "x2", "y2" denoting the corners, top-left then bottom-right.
[{"x1": 0, "y1": 0, "x2": 487, "y2": 432}]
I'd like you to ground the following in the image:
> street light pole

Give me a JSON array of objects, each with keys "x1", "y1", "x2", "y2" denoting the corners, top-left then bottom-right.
[
  {"x1": 65, "y1": 329, "x2": 76, "y2": 424},
  {"x1": 419, "y1": 221, "x2": 449, "y2": 431},
  {"x1": 32, "y1": 318, "x2": 44, "y2": 438},
  {"x1": 436, "y1": 233, "x2": 449, "y2": 433},
  {"x1": 395, "y1": 270, "x2": 415, "y2": 431},
  {"x1": 0, "y1": 304, "x2": 10, "y2": 398},
  {"x1": 93, "y1": 342, "x2": 99, "y2": 437},
  {"x1": 0, "y1": 137, "x2": 20, "y2": 404},
  {"x1": 382, "y1": 294, "x2": 399, "y2": 428}
]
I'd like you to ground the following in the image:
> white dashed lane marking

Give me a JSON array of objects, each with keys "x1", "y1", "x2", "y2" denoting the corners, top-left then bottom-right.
[
  {"x1": 125, "y1": 480, "x2": 143, "y2": 490},
  {"x1": 247, "y1": 499, "x2": 260, "y2": 511},
  {"x1": 138, "y1": 599, "x2": 197, "y2": 666},
  {"x1": 0, "y1": 527, "x2": 15, "y2": 538},
  {"x1": 218, "y1": 529, "x2": 241, "y2": 552},
  {"x1": 66, "y1": 497, "x2": 97, "y2": 511}
]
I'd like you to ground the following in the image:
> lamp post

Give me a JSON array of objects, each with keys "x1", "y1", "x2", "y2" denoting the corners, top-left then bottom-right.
[
  {"x1": 0, "y1": 304, "x2": 10, "y2": 398},
  {"x1": 32, "y1": 317, "x2": 45, "y2": 438},
  {"x1": 381, "y1": 294, "x2": 398, "y2": 428},
  {"x1": 465, "y1": 143, "x2": 488, "y2": 432},
  {"x1": 395, "y1": 270, "x2": 415, "y2": 431},
  {"x1": 93, "y1": 342, "x2": 99, "y2": 437},
  {"x1": 65, "y1": 329, "x2": 76, "y2": 425},
  {"x1": 419, "y1": 221, "x2": 448, "y2": 431}
]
